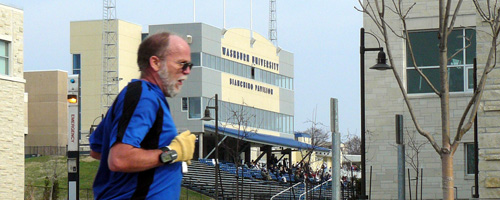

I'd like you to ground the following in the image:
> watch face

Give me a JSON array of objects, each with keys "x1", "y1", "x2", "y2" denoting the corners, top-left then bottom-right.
[{"x1": 160, "y1": 150, "x2": 177, "y2": 164}]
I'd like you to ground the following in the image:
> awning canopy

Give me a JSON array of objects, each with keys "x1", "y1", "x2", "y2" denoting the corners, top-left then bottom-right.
[{"x1": 204, "y1": 124, "x2": 330, "y2": 152}]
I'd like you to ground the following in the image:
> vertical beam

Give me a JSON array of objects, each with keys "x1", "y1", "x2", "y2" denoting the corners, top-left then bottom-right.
[
  {"x1": 360, "y1": 28, "x2": 368, "y2": 199},
  {"x1": 473, "y1": 58, "x2": 479, "y2": 198},
  {"x1": 396, "y1": 114, "x2": 405, "y2": 200},
  {"x1": 331, "y1": 98, "x2": 340, "y2": 200}
]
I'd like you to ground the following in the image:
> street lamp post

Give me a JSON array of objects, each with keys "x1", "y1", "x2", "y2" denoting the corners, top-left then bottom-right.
[
  {"x1": 201, "y1": 94, "x2": 220, "y2": 198},
  {"x1": 360, "y1": 28, "x2": 391, "y2": 199}
]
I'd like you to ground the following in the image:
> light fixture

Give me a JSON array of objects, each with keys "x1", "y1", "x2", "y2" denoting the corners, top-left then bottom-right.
[{"x1": 370, "y1": 51, "x2": 391, "y2": 70}]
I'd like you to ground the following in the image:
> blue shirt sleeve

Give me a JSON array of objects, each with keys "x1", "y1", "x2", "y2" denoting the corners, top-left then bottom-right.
[{"x1": 89, "y1": 124, "x2": 103, "y2": 153}]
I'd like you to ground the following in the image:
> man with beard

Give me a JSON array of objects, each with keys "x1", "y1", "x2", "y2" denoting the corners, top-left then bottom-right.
[{"x1": 89, "y1": 32, "x2": 196, "y2": 200}]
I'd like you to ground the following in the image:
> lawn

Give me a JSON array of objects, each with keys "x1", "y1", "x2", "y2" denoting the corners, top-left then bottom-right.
[{"x1": 25, "y1": 155, "x2": 211, "y2": 200}]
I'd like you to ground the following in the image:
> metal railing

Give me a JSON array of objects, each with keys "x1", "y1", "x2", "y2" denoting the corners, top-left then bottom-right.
[
  {"x1": 270, "y1": 181, "x2": 304, "y2": 200},
  {"x1": 299, "y1": 178, "x2": 332, "y2": 200}
]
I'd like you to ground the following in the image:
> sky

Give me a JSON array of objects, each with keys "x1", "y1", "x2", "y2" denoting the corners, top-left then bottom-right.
[{"x1": 2, "y1": 0, "x2": 363, "y2": 137}]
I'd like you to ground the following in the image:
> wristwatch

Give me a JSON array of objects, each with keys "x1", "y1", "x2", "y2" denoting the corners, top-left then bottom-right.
[{"x1": 159, "y1": 146, "x2": 177, "y2": 164}]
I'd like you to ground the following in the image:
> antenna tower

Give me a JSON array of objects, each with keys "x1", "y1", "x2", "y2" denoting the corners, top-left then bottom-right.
[
  {"x1": 101, "y1": 0, "x2": 118, "y2": 115},
  {"x1": 269, "y1": 0, "x2": 277, "y2": 46}
]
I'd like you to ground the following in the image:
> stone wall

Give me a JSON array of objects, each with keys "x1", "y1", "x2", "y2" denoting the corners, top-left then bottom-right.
[
  {"x1": 362, "y1": 0, "x2": 488, "y2": 199},
  {"x1": 0, "y1": 4, "x2": 24, "y2": 200},
  {"x1": 475, "y1": 1, "x2": 500, "y2": 197}
]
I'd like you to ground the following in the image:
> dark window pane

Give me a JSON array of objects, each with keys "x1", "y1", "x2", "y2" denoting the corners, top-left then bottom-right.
[
  {"x1": 407, "y1": 67, "x2": 463, "y2": 93},
  {"x1": 407, "y1": 68, "x2": 440, "y2": 93},
  {"x1": 468, "y1": 68, "x2": 474, "y2": 90},
  {"x1": 448, "y1": 30, "x2": 463, "y2": 65},
  {"x1": 182, "y1": 97, "x2": 188, "y2": 111},
  {"x1": 449, "y1": 66, "x2": 464, "y2": 92},
  {"x1": 407, "y1": 31, "x2": 440, "y2": 67},
  {"x1": 73, "y1": 54, "x2": 81, "y2": 75},
  {"x1": 188, "y1": 97, "x2": 201, "y2": 119},
  {"x1": 466, "y1": 29, "x2": 476, "y2": 64},
  {"x1": 466, "y1": 143, "x2": 476, "y2": 175},
  {"x1": 191, "y1": 53, "x2": 200, "y2": 66}
]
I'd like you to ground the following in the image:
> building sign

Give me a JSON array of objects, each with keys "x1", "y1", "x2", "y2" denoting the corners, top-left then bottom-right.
[
  {"x1": 229, "y1": 78, "x2": 274, "y2": 95},
  {"x1": 221, "y1": 73, "x2": 279, "y2": 112},
  {"x1": 221, "y1": 28, "x2": 279, "y2": 73},
  {"x1": 222, "y1": 47, "x2": 279, "y2": 72}
]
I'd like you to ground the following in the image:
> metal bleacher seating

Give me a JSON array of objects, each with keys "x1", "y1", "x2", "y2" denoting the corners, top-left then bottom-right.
[{"x1": 182, "y1": 159, "x2": 332, "y2": 199}]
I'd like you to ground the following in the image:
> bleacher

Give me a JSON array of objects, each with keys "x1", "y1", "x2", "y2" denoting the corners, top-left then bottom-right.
[{"x1": 182, "y1": 159, "x2": 333, "y2": 199}]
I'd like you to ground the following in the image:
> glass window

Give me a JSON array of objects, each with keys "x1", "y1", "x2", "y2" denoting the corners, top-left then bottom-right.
[
  {"x1": 465, "y1": 29, "x2": 476, "y2": 65},
  {"x1": 215, "y1": 57, "x2": 221, "y2": 71},
  {"x1": 465, "y1": 143, "x2": 476, "y2": 175},
  {"x1": 72, "y1": 54, "x2": 81, "y2": 75},
  {"x1": 220, "y1": 59, "x2": 226, "y2": 72},
  {"x1": 468, "y1": 67, "x2": 474, "y2": 90},
  {"x1": 203, "y1": 53, "x2": 210, "y2": 67},
  {"x1": 0, "y1": 40, "x2": 9, "y2": 75},
  {"x1": 182, "y1": 97, "x2": 188, "y2": 112},
  {"x1": 191, "y1": 53, "x2": 201, "y2": 66},
  {"x1": 188, "y1": 97, "x2": 201, "y2": 119},
  {"x1": 229, "y1": 61, "x2": 234, "y2": 74},
  {"x1": 210, "y1": 54, "x2": 216, "y2": 69},
  {"x1": 407, "y1": 29, "x2": 475, "y2": 94}
]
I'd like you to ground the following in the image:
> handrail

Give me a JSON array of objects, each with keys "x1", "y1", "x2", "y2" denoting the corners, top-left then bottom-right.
[
  {"x1": 270, "y1": 181, "x2": 304, "y2": 200},
  {"x1": 298, "y1": 178, "x2": 332, "y2": 200}
]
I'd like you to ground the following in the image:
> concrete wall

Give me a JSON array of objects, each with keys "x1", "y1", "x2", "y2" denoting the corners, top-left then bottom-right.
[
  {"x1": 0, "y1": 3, "x2": 24, "y2": 199},
  {"x1": 362, "y1": 0, "x2": 485, "y2": 199},
  {"x1": 24, "y1": 70, "x2": 68, "y2": 147}
]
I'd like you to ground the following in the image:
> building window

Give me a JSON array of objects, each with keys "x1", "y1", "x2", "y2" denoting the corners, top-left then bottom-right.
[
  {"x1": 72, "y1": 54, "x2": 81, "y2": 75},
  {"x1": 188, "y1": 97, "x2": 201, "y2": 119},
  {"x1": 407, "y1": 29, "x2": 475, "y2": 94},
  {"x1": 181, "y1": 97, "x2": 188, "y2": 112},
  {"x1": 0, "y1": 40, "x2": 10, "y2": 75},
  {"x1": 465, "y1": 143, "x2": 476, "y2": 175}
]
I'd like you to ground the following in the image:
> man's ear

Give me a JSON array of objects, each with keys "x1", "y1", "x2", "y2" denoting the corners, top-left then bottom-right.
[{"x1": 149, "y1": 56, "x2": 161, "y2": 72}]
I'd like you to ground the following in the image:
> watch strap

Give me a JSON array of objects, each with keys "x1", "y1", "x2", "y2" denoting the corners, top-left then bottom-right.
[{"x1": 160, "y1": 146, "x2": 171, "y2": 152}]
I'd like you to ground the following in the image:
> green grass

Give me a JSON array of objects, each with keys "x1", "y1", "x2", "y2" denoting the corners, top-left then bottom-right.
[{"x1": 25, "y1": 155, "x2": 212, "y2": 200}]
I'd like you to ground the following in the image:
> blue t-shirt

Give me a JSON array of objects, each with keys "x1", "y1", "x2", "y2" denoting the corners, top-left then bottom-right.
[{"x1": 90, "y1": 79, "x2": 181, "y2": 200}]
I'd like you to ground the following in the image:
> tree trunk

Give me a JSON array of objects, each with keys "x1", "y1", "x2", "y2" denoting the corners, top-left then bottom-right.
[{"x1": 442, "y1": 152, "x2": 454, "y2": 200}]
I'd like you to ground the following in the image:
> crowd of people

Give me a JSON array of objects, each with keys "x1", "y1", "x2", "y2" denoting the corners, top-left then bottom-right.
[{"x1": 237, "y1": 156, "x2": 332, "y2": 184}]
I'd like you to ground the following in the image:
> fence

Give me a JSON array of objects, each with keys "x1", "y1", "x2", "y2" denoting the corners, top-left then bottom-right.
[{"x1": 25, "y1": 146, "x2": 67, "y2": 156}]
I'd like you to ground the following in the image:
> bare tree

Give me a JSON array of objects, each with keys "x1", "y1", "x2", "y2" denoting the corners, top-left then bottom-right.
[
  {"x1": 343, "y1": 134, "x2": 361, "y2": 155},
  {"x1": 357, "y1": 1, "x2": 500, "y2": 199},
  {"x1": 390, "y1": 130, "x2": 429, "y2": 200},
  {"x1": 219, "y1": 101, "x2": 258, "y2": 200}
]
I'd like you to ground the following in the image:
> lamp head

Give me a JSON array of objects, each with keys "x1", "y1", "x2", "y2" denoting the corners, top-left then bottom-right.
[
  {"x1": 370, "y1": 51, "x2": 392, "y2": 70},
  {"x1": 200, "y1": 109, "x2": 214, "y2": 121}
]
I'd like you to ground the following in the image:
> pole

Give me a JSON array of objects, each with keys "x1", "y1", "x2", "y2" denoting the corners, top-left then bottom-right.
[
  {"x1": 214, "y1": 94, "x2": 219, "y2": 199},
  {"x1": 360, "y1": 27, "x2": 367, "y2": 200},
  {"x1": 473, "y1": 58, "x2": 479, "y2": 198},
  {"x1": 360, "y1": 28, "x2": 384, "y2": 200},
  {"x1": 396, "y1": 114, "x2": 405, "y2": 200},
  {"x1": 331, "y1": 98, "x2": 340, "y2": 200}
]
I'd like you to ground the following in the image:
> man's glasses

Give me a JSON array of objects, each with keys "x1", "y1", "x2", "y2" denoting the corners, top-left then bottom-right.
[{"x1": 178, "y1": 61, "x2": 193, "y2": 71}]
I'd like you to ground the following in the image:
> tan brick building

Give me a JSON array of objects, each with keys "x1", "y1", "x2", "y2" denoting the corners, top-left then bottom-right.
[
  {"x1": 24, "y1": 70, "x2": 68, "y2": 155},
  {"x1": 363, "y1": 0, "x2": 500, "y2": 199},
  {"x1": 0, "y1": 3, "x2": 24, "y2": 200}
]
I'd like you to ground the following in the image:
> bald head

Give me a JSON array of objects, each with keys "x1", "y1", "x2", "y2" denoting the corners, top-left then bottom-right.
[{"x1": 137, "y1": 32, "x2": 189, "y2": 71}]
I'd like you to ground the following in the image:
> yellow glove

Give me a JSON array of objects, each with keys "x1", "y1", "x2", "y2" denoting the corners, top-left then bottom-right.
[{"x1": 168, "y1": 130, "x2": 196, "y2": 164}]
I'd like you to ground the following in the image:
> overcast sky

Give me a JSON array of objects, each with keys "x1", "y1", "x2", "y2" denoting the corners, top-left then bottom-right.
[{"x1": 3, "y1": 0, "x2": 363, "y2": 138}]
